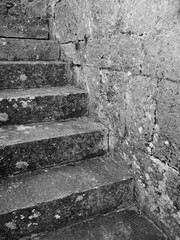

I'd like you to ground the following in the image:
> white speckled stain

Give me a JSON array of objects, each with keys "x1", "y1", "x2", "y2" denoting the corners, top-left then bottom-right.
[
  {"x1": 16, "y1": 161, "x2": 29, "y2": 169},
  {"x1": 20, "y1": 74, "x2": 27, "y2": 81},
  {"x1": 20, "y1": 100, "x2": 28, "y2": 108},
  {"x1": 0, "y1": 113, "x2": 8, "y2": 122},
  {"x1": 29, "y1": 211, "x2": 41, "y2": 220},
  {"x1": 75, "y1": 195, "x2": 83, "y2": 202},
  {"x1": 55, "y1": 214, "x2": 61, "y2": 219},
  {"x1": 16, "y1": 125, "x2": 35, "y2": 131},
  {"x1": 13, "y1": 103, "x2": 18, "y2": 108},
  {"x1": 138, "y1": 127, "x2": 143, "y2": 134},
  {"x1": 5, "y1": 221, "x2": 17, "y2": 230}
]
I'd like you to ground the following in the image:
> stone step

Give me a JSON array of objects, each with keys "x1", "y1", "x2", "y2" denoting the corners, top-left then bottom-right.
[
  {"x1": 0, "y1": 61, "x2": 72, "y2": 90},
  {"x1": 0, "y1": 117, "x2": 107, "y2": 177},
  {"x1": 0, "y1": 156, "x2": 134, "y2": 240},
  {"x1": 0, "y1": 38, "x2": 60, "y2": 61},
  {"x1": 26, "y1": 209, "x2": 167, "y2": 240},
  {"x1": 0, "y1": 86, "x2": 88, "y2": 126},
  {"x1": 0, "y1": 15, "x2": 49, "y2": 39}
]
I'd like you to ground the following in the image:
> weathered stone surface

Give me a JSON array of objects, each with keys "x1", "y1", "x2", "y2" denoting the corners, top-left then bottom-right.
[
  {"x1": 0, "y1": 15, "x2": 48, "y2": 39},
  {"x1": 0, "y1": 117, "x2": 107, "y2": 176},
  {"x1": 142, "y1": 30, "x2": 180, "y2": 81},
  {"x1": 0, "y1": 156, "x2": 134, "y2": 239},
  {"x1": 87, "y1": 34, "x2": 143, "y2": 74},
  {"x1": 154, "y1": 80, "x2": 180, "y2": 170},
  {"x1": 27, "y1": 209, "x2": 167, "y2": 240},
  {"x1": 125, "y1": 75, "x2": 157, "y2": 150},
  {"x1": 0, "y1": 38, "x2": 60, "y2": 61},
  {"x1": 0, "y1": 0, "x2": 48, "y2": 19},
  {"x1": 0, "y1": 0, "x2": 49, "y2": 39},
  {"x1": 0, "y1": 61, "x2": 71, "y2": 90},
  {"x1": 0, "y1": 86, "x2": 88, "y2": 125},
  {"x1": 55, "y1": 0, "x2": 90, "y2": 43},
  {"x1": 54, "y1": 1, "x2": 180, "y2": 238}
]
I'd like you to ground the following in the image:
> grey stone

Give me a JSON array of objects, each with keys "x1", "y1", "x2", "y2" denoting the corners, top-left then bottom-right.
[
  {"x1": 0, "y1": 86, "x2": 88, "y2": 125},
  {"x1": 0, "y1": 61, "x2": 71, "y2": 90},
  {"x1": 0, "y1": 156, "x2": 134, "y2": 239},
  {"x1": 0, "y1": 38, "x2": 60, "y2": 61},
  {"x1": 0, "y1": 117, "x2": 107, "y2": 176}
]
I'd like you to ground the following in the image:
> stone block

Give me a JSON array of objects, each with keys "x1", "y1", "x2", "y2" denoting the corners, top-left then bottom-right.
[
  {"x1": 125, "y1": 75, "x2": 157, "y2": 148},
  {"x1": 0, "y1": 156, "x2": 134, "y2": 239},
  {"x1": 0, "y1": 38, "x2": 60, "y2": 61},
  {"x1": 87, "y1": 34, "x2": 143, "y2": 74},
  {"x1": 154, "y1": 80, "x2": 180, "y2": 169},
  {"x1": 0, "y1": 118, "x2": 107, "y2": 176},
  {"x1": 0, "y1": 0, "x2": 49, "y2": 38},
  {"x1": 0, "y1": 62, "x2": 70, "y2": 90},
  {"x1": 0, "y1": 86, "x2": 88, "y2": 125},
  {"x1": 0, "y1": 15, "x2": 48, "y2": 39},
  {"x1": 27, "y1": 210, "x2": 167, "y2": 240},
  {"x1": 142, "y1": 30, "x2": 180, "y2": 81}
]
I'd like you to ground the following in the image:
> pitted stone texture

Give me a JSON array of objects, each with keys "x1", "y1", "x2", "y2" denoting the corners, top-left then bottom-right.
[
  {"x1": 87, "y1": 34, "x2": 143, "y2": 74},
  {"x1": 154, "y1": 80, "x2": 180, "y2": 170},
  {"x1": 0, "y1": 0, "x2": 48, "y2": 39},
  {"x1": 142, "y1": 30, "x2": 180, "y2": 81},
  {"x1": 0, "y1": 0, "x2": 48, "y2": 18},
  {"x1": 27, "y1": 210, "x2": 167, "y2": 240},
  {"x1": 0, "y1": 156, "x2": 134, "y2": 240},
  {"x1": 0, "y1": 61, "x2": 70, "y2": 90},
  {"x1": 0, "y1": 86, "x2": 88, "y2": 125},
  {"x1": 0, "y1": 118, "x2": 107, "y2": 176},
  {"x1": 0, "y1": 38, "x2": 60, "y2": 61},
  {"x1": 0, "y1": 15, "x2": 48, "y2": 39}
]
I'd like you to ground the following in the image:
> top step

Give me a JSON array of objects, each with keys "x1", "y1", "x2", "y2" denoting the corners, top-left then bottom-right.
[{"x1": 0, "y1": 0, "x2": 49, "y2": 39}]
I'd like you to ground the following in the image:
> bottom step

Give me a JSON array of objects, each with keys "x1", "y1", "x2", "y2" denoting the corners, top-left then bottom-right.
[
  {"x1": 21, "y1": 209, "x2": 167, "y2": 240},
  {"x1": 0, "y1": 155, "x2": 134, "y2": 240}
]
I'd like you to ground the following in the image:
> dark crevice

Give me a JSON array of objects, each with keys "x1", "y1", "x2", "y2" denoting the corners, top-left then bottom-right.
[{"x1": 0, "y1": 36, "x2": 48, "y2": 40}]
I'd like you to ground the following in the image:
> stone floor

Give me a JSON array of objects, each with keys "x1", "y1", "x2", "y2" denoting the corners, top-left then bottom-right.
[{"x1": 22, "y1": 209, "x2": 167, "y2": 240}]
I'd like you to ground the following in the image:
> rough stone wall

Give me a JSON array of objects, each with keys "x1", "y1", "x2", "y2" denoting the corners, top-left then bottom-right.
[{"x1": 52, "y1": 1, "x2": 180, "y2": 238}]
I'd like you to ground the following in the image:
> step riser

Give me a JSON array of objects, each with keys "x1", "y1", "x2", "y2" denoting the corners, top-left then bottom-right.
[
  {"x1": 0, "y1": 0, "x2": 48, "y2": 39},
  {"x1": 0, "y1": 93, "x2": 88, "y2": 126},
  {"x1": 0, "y1": 62, "x2": 71, "y2": 90},
  {"x1": 0, "y1": 179, "x2": 134, "y2": 240},
  {"x1": 0, "y1": 15, "x2": 49, "y2": 39},
  {"x1": 0, "y1": 38, "x2": 60, "y2": 61},
  {"x1": 0, "y1": 130, "x2": 107, "y2": 177}
]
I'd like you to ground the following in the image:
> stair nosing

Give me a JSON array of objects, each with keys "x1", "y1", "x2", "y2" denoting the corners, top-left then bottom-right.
[
  {"x1": 0, "y1": 117, "x2": 104, "y2": 146},
  {"x1": 0, "y1": 86, "x2": 87, "y2": 99}
]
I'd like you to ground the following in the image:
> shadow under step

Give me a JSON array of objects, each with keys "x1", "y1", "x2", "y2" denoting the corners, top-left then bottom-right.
[
  {"x1": 0, "y1": 117, "x2": 108, "y2": 177},
  {"x1": 0, "y1": 86, "x2": 88, "y2": 125},
  {"x1": 0, "y1": 156, "x2": 134, "y2": 240},
  {"x1": 0, "y1": 61, "x2": 72, "y2": 90}
]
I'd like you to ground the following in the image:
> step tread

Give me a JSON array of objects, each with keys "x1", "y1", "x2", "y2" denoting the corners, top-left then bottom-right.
[
  {"x1": 28, "y1": 209, "x2": 167, "y2": 240},
  {"x1": 0, "y1": 156, "x2": 132, "y2": 215},
  {"x1": 0, "y1": 86, "x2": 87, "y2": 99},
  {"x1": 0, "y1": 117, "x2": 105, "y2": 146}
]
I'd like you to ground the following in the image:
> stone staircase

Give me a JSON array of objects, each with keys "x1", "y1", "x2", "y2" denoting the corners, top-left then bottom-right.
[
  {"x1": 0, "y1": 35, "x2": 136, "y2": 239},
  {"x1": 0, "y1": 5, "x2": 167, "y2": 239}
]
